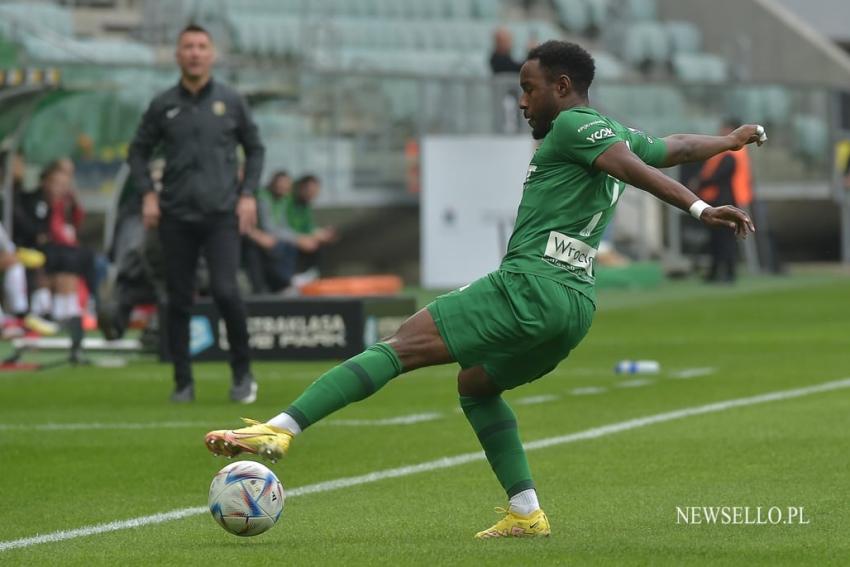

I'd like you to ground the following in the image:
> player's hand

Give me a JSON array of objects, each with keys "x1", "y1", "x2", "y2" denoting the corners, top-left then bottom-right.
[
  {"x1": 701, "y1": 205, "x2": 756, "y2": 238},
  {"x1": 728, "y1": 124, "x2": 768, "y2": 149},
  {"x1": 297, "y1": 235, "x2": 320, "y2": 253},
  {"x1": 315, "y1": 227, "x2": 337, "y2": 243},
  {"x1": 237, "y1": 195, "x2": 257, "y2": 234},
  {"x1": 142, "y1": 191, "x2": 160, "y2": 229}
]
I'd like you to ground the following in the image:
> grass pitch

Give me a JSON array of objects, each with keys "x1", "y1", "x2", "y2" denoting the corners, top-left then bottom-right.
[{"x1": 1, "y1": 271, "x2": 849, "y2": 566}]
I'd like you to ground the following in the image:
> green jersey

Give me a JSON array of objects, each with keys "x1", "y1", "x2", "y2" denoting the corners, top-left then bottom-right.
[{"x1": 499, "y1": 106, "x2": 667, "y2": 304}]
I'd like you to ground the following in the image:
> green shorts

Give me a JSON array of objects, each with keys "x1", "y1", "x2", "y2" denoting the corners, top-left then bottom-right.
[{"x1": 427, "y1": 270, "x2": 595, "y2": 390}]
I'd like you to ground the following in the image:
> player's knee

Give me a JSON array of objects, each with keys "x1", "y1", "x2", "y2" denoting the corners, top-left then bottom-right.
[{"x1": 457, "y1": 367, "x2": 502, "y2": 397}]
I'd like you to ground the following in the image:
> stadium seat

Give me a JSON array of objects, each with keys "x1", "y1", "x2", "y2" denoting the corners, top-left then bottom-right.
[
  {"x1": 665, "y1": 21, "x2": 702, "y2": 54},
  {"x1": 619, "y1": 22, "x2": 670, "y2": 69},
  {"x1": 618, "y1": 0, "x2": 657, "y2": 21},
  {"x1": 555, "y1": 0, "x2": 591, "y2": 34},
  {"x1": 472, "y1": 0, "x2": 502, "y2": 20},
  {"x1": 671, "y1": 52, "x2": 728, "y2": 83},
  {"x1": 0, "y1": 2, "x2": 74, "y2": 40},
  {"x1": 525, "y1": 20, "x2": 565, "y2": 46},
  {"x1": 585, "y1": 0, "x2": 611, "y2": 31},
  {"x1": 591, "y1": 51, "x2": 627, "y2": 80},
  {"x1": 760, "y1": 86, "x2": 793, "y2": 125},
  {"x1": 446, "y1": 0, "x2": 474, "y2": 19},
  {"x1": 792, "y1": 115, "x2": 829, "y2": 165}
]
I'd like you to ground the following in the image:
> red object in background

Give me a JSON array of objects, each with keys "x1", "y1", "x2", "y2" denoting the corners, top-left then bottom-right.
[{"x1": 300, "y1": 275, "x2": 404, "y2": 297}]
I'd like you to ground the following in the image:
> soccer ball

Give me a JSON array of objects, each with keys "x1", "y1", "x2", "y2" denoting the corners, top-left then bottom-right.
[{"x1": 208, "y1": 460, "x2": 285, "y2": 536}]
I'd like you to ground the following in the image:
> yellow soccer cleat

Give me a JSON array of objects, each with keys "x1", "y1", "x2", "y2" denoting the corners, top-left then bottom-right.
[
  {"x1": 204, "y1": 418, "x2": 293, "y2": 463},
  {"x1": 23, "y1": 314, "x2": 60, "y2": 336},
  {"x1": 474, "y1": 507, "x2": 551, "y2": 539},
  {"x1": 15, "y1": 248, "x2": 45, "y2": 269}
]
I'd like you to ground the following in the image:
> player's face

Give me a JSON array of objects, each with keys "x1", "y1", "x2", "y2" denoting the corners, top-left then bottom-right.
[
  {"x1": 271, "y1": 176, "x2": 292, "y2": 197},
  {"x1": 176, "y1": 31, "x2": 215, "y2": 80},
  {"x1": 519, "y1": 60, "x2": 560, "y2": 140}
]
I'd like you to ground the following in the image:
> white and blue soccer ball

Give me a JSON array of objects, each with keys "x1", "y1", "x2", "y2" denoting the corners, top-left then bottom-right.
[{"x1": 208, "y1": 460, "x2": 284, "y2": 536}]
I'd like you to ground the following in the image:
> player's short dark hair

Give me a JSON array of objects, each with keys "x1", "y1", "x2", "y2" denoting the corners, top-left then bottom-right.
[
  {"x1": 178, "y1": 23, "x2": 212, "y2": 42},
  {"x1": 526, "y1": 40, "x2": 595, "y2": 96}
]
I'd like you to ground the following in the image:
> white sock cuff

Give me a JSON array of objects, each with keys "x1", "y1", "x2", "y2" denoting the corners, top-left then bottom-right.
[
  {"x1": 266, "y1": 412, "x2": 302, "y2": 435},
  {"x1": 509, "y1": 488, "x2": 540, "y2": 516}
]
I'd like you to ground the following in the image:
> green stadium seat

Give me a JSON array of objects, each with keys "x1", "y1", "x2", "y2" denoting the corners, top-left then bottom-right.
[
  {"x1": 585, "y1": 0, "x2": 611, "y2": 30},
  {"x1": 760, "y1": 86, "x2": 792, "y2": 125},
  {"x1": 671, "y1": 52, "x2": 728, "y2": 83},
  {"x1": 0, "y1": 2, "x2": 74, "y2": 40},
  {"x1": 472, "y1": 0, "x2": 502, "y2": 20},
  {"x1": 619, "y1": 0, "x2": 657, "y2": 21},
  {"x1": 446, "y1": 0, "x2": 474, "y2": 19},
  {"x1": 620, "y1": 22, "x2": 669, "y2": 68},
  {"x1": 591, "y1": 51, "x2": 627, "y2": 80},
  {"x1": 792, "y1": 115, "x2": 828, "y2": 165},
  {"x1": 665, "y1": 21, "x2": 701, "y2": 54},
  {"x1": 525, "y1": 20, "x2": 564, "y2": 45},
  {"x1": 555, "y1": 0, "x2": 591, "y2": 33}
]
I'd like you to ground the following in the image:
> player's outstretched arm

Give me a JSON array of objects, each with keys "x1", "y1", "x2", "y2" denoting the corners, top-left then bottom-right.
[
  {"x1": 595, "y1": 142, "x2": 755, "y2": 237},
  {"x1": 659, "y1": 124, "x2": 767, "y2": 168}
]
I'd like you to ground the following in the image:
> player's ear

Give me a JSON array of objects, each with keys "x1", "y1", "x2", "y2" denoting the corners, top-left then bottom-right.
[{"x1": 557, "y1": 75, "x2": 572, "y2": 97}]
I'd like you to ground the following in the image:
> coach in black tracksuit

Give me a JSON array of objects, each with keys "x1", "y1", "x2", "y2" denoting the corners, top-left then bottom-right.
[{"x1": 128, "y1": 24, "x2": 264, "y2": 403}]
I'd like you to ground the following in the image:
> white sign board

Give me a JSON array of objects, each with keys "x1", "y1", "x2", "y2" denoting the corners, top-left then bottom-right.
[{"x1": 421, "y1": 136, "x2": 536, "y2": 289}]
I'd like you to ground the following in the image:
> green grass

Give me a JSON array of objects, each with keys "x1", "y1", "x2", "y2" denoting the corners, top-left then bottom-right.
[{"x1": 1, "y1": 272, "x2": 849, "y2": 565}]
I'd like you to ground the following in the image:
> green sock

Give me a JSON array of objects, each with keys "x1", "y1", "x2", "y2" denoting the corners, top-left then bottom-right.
[
  {"x1": 460, "y1": 395, "x2": 534, "y2": 497},
  {"x1": 287, "y1": 342, "x2": 403, "y2": 430}
]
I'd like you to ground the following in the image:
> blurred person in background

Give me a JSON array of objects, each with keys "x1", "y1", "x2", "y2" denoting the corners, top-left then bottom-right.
[
  {"x1": 243, "y1": 170, "x2": 302, "y2": 294},
  {"x1": 287, "y1": 174, "x2": 336, "y2": 287},
  {"x1": 490, "y1": 27, "x2": 536, "y2": 134},
  {"x1": 489, "y1": 27, "x2": 522, "y2": 74},
  {"x1": 697, "y1": 119, "x2": 754, "y2": 283},
  {"x1": 0, "y1": 221, "x2": 58, "y2": 339},
  {"x1": 128, "y1": 24, "x2": 264, "y2": 404},
  {"x1": 39, "y1": 161, "x2": 97, "y2": 362}
]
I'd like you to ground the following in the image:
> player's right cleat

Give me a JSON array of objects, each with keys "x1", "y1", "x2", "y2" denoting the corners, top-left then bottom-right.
[
  {"x1": 474, "y1": 507, "x2": 551, "y2": 539},
  {"x1": 204, "y1": 418, "x2": 293, "y2": 463}
]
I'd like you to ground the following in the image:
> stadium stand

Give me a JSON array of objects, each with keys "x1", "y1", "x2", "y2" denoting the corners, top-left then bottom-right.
[
  {"x1": 0, "y1": 0, "x2": 838, "y2": 241},
  {"x1": 0, "y1": 2, "x2": 154, "y2": 64}
]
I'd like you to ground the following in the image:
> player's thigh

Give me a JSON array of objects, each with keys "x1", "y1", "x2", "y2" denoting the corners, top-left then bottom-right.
[
  {"x1": 425, "y1": 272, "x2": 532, "y2": 370},
  {"x1": 484, "y1": 282, "x2": 595, "y2": 390},
  {"x1": 483, "y1": 334, "x2": 575, "y2": 391},
  {"x1": 385, "y1": 306, "x2": 453, "y2": 370}
]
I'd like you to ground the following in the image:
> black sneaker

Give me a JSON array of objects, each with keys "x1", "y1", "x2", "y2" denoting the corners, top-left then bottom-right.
[
  {"x1": 170, "y1": 384, "x2": 195, "y2": 403},
  {"x1": 229, "y1": 376, "x2": 258, "y2": 404}
]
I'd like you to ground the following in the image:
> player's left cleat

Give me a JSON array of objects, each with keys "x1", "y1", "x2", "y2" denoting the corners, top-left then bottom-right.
[
  {"x1": 474, "y1": 507, "x2": 551, "y2": 539},
  {"x1": 204, "y1": 418, "x2": 293, "y2": 463}
]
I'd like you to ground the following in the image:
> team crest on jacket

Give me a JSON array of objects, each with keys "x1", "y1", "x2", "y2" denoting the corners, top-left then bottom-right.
[{"x1": 212, "y1": 101, "x2": 226, "y2": 115}]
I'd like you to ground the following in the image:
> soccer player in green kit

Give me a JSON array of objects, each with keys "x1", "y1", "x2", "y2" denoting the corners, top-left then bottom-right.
[{"x1": 205, "y1": 41, "x2": 765, "y2": 538}]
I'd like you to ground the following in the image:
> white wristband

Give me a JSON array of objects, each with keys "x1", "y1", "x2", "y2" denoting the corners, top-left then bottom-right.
[{"x1": 689, "y1": 200, "x2": 710, "y2": 220}]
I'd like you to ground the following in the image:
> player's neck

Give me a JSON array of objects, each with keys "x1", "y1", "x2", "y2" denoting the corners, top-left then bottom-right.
[{"x1": 561, "y1": 95, "x2": 589, "y2": 112}]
